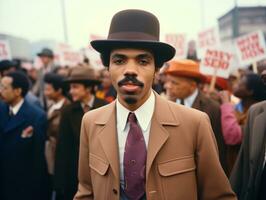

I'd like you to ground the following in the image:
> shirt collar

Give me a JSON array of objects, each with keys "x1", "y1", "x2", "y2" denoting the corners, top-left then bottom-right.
[
  {"x1": 176, "y1": 88, "x2": 198, "y2": 108},
  {"x1": 81, "y1": 95, "x2": 95, "y2": 109},
  {"x1": 10, "y1": 99, "x2": 24, "y2": 115},
  {"x1": 51, "y1": 98, "x2": 65, "y2": 110},
  {"x1": 116, "y1": 90, "x2": 155, "y2": 132}
]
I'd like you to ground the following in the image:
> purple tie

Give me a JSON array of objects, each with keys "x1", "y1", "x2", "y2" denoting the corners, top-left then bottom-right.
[{"x1": 123, "y1": 112, "x2": 147, "y2": 200}]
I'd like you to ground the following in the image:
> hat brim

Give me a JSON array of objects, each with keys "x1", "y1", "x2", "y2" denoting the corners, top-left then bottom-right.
[
  {"x1": 166, "y1": 70, "x2": 207, "y2": 83},
  {"x1": 91, "y1": 40, "x2": 175, "y2": 67},
  {"x1": 37, "y1": 53, "x2": 54, "y2": 58}
]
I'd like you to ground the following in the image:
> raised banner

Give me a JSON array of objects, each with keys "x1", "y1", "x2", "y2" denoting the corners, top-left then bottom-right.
[
  {"x1": 197, "y1": 26, "x2": 220, "y2": 58},
  {"x1": 165, "y1": 34, "x2": 187, "y2": 59},
  {"x1": 235, "y1": 30, "x2": 266, "y2": 66},
  {"x1": 0, "y1": 40, "x2": 12, "y2": 61},
  {"x1": 200, "y1": 48, "x2": 235, "y2": 78}
]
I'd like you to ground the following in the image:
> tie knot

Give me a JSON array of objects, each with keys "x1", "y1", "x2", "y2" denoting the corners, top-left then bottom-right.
[
  {"x1": 128, "y1": 112, "x2": 137, "y2": 124},
  {"x1": 83, "y1": 104, "x2": 91, "y2": 113}
]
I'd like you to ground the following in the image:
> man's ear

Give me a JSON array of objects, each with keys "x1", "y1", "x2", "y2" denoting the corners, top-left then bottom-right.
[{"x1": 14, "y1": 88, "x2": 22, "y2": 97}]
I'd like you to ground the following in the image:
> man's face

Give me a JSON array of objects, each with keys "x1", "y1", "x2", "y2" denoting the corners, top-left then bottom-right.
[
  {"x1": 233, "y1": 76, "x2": 252, "y2": 98},
  {"x1": 0, "y1": 76, "x2": 17, "y2": 104},
  {"x1": 164, "y1": 75, "x2": 197, "y2": 101},
  {"x1": 40, "y1": 56, "x2": 52, "y2": 66},
  {"x1": 44, "y1": 83, "x2": 61, "y2": 101},
  {"x1": 109, "y1": 48, "x2": 155, "y2": 110},
  {"x1": 69, "y1": 83, "x2": 90, "y2": 102}
]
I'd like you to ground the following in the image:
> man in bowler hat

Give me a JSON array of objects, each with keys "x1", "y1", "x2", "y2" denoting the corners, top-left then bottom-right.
[{"x1": 74, "y1": 9, "x2": 236, "y2": 200}]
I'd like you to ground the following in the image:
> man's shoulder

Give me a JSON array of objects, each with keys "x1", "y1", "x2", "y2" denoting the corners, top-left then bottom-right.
[
  {"x1": 197, "y1": 91, "x2": 220, "y2": 109},
  {"x1": 23, "y1": 100, "x2": 46, "y2": 119},
  {"x1": 160, "y1": 96, "x2": 207, "y2": 121},
  {"x1": 83, "y1": 101, "x2": 115, "y2": 122},
  {"x1": 248, "y1": 100, "x2": 266, "y2": 118}
]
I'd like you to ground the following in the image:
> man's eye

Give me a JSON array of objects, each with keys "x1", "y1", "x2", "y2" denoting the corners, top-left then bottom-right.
[
  {"x1": 113, "y1": 59, "x2": 125, "y2": 65},
  {"x1": 139, "y1": 59, "x2": 149, "y2": 65}
]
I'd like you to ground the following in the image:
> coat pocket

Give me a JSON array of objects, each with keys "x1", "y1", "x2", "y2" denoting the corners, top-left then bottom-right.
[
  {"x1": 89, "y1": 153, "x2": 109, "y2": 175},
  {"x1": 158, "y1": 155, "x2": 196, "y2": 176}
]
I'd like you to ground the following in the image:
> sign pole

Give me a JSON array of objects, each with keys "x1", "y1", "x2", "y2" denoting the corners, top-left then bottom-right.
[
  {"x1": 252, "y1": 62, "x2": 258, "y2": 74},
  {"x1": 209, "y1": 66, "x2": 218, "y2": 92}
]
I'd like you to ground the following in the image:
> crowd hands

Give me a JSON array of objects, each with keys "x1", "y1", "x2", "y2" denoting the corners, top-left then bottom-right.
[{"x1": 0, "y1": 46, "x2": 266, "y2": 200}]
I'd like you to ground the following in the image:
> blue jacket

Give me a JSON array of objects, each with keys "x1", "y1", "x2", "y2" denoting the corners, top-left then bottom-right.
[{"x1": 0, "y1": 99, "x2": 49, "y2": 200}]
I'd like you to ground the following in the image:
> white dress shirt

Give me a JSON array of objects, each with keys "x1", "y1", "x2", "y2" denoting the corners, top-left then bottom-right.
[
  {"x1": 9, "y1": 99, "x2": 24, "y2": 115},
  {"x1": 176, "y1": 88, "x2": 199, "y2": 108},
  {"x1": 47, "y1": 98, "x2": 66, "y2": 117},
  {"x1": 116, "y1": 91, "x2": 155, "y2": 188}
]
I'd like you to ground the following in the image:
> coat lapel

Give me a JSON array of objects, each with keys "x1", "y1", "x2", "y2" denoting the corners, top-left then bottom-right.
[
  {"x1": 192, "y1": 91, "x2": 202, "y2": 110},
  {"x1": 146, "y1": 93, "x2": 180, "y2": 177},
  {"x1": 250, "y1": 105, "x2": 266, "y2": 165},
  {"x1": 95, "y1": 102, "x2": 120, "y2": 180},
  {"x1": 4, "y1": 101, "x2": 27, "y2": 133}
]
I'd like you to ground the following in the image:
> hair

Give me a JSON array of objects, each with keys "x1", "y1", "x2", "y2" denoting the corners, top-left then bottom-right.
[
  {"x1": 246, "y1": 73, "x2": 266, "y2": 101},
  {"x1": 44, "y1": 73, "x2": 64, "y2": 90},
  {"x1": 6, "y1": 71, "x2": 30, "y2": 97},
  {"x1": 44, "y1": 72, "x2": 67, "y2": 96}
]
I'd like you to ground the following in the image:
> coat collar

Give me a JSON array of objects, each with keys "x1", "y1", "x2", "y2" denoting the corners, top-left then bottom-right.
[
  {"x1": 94, "y1": 91, "x2": 180, "y2": 180},
  {"x1": 4, "y1": 100, "x2": 29, "y2": 133}
]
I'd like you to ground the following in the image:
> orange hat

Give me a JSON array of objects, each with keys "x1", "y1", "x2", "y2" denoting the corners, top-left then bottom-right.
[{"x1": 165, "y1": 59, "x2": 206, "y2": 82}]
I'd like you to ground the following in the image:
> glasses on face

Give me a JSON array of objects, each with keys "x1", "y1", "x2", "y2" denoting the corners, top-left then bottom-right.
[{"x1": 0, "y1": 83, "x2": 11, "y2": 91}]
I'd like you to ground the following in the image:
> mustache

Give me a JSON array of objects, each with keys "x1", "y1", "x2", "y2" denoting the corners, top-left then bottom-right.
[{"x1": 118, "y1": 75, "x2": 144, "y2": 87}]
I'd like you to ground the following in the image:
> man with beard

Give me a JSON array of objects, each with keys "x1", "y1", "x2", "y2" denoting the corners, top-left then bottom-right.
[{"x1": 74, "y1": 9, "x2": 236, "y2": 200}]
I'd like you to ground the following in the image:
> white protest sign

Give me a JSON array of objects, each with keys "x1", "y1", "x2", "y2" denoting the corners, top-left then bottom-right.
[
  {"x1": 84, "y1": 34, "x2": 105, "y2": 69},
  {"x1": 56, "y1": 43, "x2": 83, "y2": 67},
  {"x1": 200, "y1": 48, "x2": 235, "y2": 78},
  {"x1": 165, "y1": 34, "x2": 187, "y2": 59},
  {"x1": 235, "y1": 30, "x2": 266, "y2": 66},
  {"x1": 197, "y1": 26, "x2": 220, "y2": 58},
  {"x1": 0, "y1": 40, "x2": 12, "y2": 61}
]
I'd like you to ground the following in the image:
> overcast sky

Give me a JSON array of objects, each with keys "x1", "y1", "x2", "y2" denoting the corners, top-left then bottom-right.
[{"x1": 0, "y1": 0, "x2": 265, "y2": 49}]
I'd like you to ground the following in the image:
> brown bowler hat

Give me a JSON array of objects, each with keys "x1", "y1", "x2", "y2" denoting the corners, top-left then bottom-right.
[
  {"x1": 91, "y1": 9, "x2": 176, "y2": 68},
  {"x1": 65, "y1": 66, "x2": 101, "y2": 85},
  {"x1": 165, "y1": 59, "x2": 206, "y2": 82}
]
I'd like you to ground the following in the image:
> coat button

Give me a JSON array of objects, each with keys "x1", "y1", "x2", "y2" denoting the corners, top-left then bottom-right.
[{"x1": 113, "y1": 188, "x2": 118, "y2": 194}]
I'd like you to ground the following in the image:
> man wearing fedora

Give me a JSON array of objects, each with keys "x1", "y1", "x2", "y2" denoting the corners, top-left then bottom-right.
[
  {"x1": 34, "y1": 48, "x2": 56, "y2": 110},
  {"x1": 54, "y1": 66, "x2": 106, "y2": 200},
  {"x1": 74, "y1": 9, "x2": 236, "y2": 200},
  {"x1": 164, "y1": 59, "x2": 228, "y2": 175}
]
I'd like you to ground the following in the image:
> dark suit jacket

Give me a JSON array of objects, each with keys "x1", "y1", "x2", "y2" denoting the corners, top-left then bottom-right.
[
  {"x1": 192, "y1": 91, "x2": 228, "y2": 174},
  {"x1": 0, "y1": 100, "x2": 49, "y2": 200},
  {"x1": 54, "y1": 97, "x2": 107, "y2": 200},
  {"x1": 230, "y1": 101, "x2": 266, "y2": 200}
]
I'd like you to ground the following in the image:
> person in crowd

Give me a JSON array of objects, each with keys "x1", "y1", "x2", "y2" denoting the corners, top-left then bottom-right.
[
  {"x1": 230, "y1": 69, "x2": 266, "y2": 200},
  {"x1": 33, "y1": 48, "x2": 56, "y2": 110},
  {"x1": 164, "y1": 59, "x2": 228, "y2": 174},
  {"x1": 74, "y1": 9, "x2": 236, "y2": 200},
  {"x1": 219, "y1": 72, "x2": 266, "y2": 174},
  {"x1": 43, "y1": 73, "x2": 70, "y2": 193},
  {"x1": 0, "y1": 59, "x2": 42, "y2": 107},
  {"x1": 96, "y1": 68, "x2": 117, "y2": 103},
  {"x1": 0, "y1": 71, "x2": 49, "y2": 200},
  {"x1": 54, "y1": 66, "x2": 106, "y2": 200}
]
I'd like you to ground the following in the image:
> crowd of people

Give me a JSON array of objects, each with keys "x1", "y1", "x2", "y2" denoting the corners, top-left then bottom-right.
[{"x1": 0, "y1": 9, "x2": 266, "y2": 200}]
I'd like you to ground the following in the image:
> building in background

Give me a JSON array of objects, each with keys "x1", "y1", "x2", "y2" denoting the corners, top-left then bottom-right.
[{"x1": 218, "y1": 6, "x2": 266, "y2": 44}]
